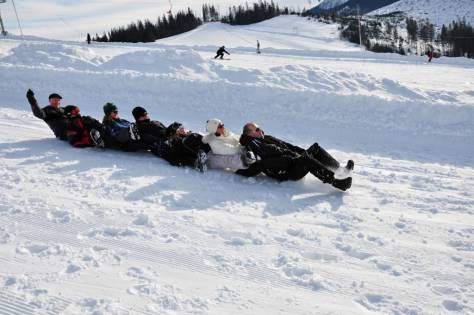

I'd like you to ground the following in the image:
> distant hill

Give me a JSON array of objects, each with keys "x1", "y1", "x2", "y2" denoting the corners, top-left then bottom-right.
[
  {"x1": 309, "y1": 0, "x2": 400, "y2": 15},
  {"x1": 369, "y1": 0, "x2": 474, "y2": 27}
]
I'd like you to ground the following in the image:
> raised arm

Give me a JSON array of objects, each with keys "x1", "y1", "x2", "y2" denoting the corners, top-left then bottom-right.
[{"x1": 26, "y1": 89, "x2": 46, "y2": 120}]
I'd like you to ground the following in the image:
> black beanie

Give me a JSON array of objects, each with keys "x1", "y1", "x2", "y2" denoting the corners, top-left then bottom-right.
[
  {"x1": 132, "y1": 106, "x2": 148, "y2": 121},
  {"x1": 166, "y1": 122, "x2": 182, "y2": 137},
  {"x1": 103, "y1": 102, "x2": 117, "y2": 116}
]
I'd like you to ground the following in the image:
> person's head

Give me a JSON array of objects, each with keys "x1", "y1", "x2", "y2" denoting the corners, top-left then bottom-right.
[
  {"x1": 132, "y1": 106, "x2": 149, "y2": 122},
  {"x1": 166, "y1": 122, "x2": 189, "y2": 138},
  {"x1": 64, "y1": 105, "x2": 80, "y2": 118},
  {"x1": 103, "y1": 102, "x2": 118, "y2": 119},
  {"x1": 242, "y1": 122, "x2": 264, "y2": 138},
  {"x1": 206, "y1": 118, "x2": 225, "y2": 136},
  {"x1": 48, "y1": 93, "x2": 62, "y2": 108}
]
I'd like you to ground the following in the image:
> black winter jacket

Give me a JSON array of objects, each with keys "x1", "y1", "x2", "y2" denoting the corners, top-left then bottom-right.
[
  {"x1": 237, "y1": 134, "x2": 302, "y2": 180},
  {"x1": 160, "y1": 133, "x2": 211, "y2": 167},
  {"x1": 28, "y1": 95, "x2": 69, "y2": 140},
  {"x1": 135, "y1": 119, "x2": 167, "y2": 145}
]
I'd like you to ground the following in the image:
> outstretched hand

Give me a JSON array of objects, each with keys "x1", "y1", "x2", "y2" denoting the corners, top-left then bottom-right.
[{"x1": 26, "y1": 89, "x2": 34, "y2": 98}]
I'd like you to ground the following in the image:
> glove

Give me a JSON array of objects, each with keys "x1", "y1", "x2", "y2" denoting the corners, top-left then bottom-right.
[
  {"x1": 243, "y1": 150, "x2": 256, "y2": 166},
  {"x1": 26, "y1": 89, "x2": 34, "y2": 98}
]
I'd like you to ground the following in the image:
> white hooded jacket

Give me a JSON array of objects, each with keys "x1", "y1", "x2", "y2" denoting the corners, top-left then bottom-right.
[{"x1": 202, "y1": 129, "x2": 242, "y2": 155}]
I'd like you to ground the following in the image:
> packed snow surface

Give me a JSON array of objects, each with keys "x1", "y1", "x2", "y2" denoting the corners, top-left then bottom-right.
[
  {"x1": 1, "y1": 15, "x2": 474, "y2": 314},
  {"x1": 370, "y1": 0, "x2": 474, "y2": 27}
]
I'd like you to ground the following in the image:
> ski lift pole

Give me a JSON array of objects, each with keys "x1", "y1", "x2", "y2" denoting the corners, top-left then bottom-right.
[
  {"x1": 11, "y1": 0, "x2": 23, "y2": 36},
  {"x1": 0, "y1": 0, "x2": 6, "y2": 36},
  {"x1": 357, "y1": 5, "x2": 362, "y2": 47},
  {"x1": 0, "y1": 11, "x2": 6, "y2": 36}
]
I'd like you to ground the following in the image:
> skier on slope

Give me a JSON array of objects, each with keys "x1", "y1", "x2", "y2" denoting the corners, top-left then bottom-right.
[
  {"x1": 26, "y1": 89, "x2": 70, "y2": 141},
  {"x1": 131, "y1": 106, "x2": 210, "y2": 172},
  {"x1": 236, "y1": 122, "x2": 354, "y2": 191},
  {"x1": 101, "y1": 102, "x2": 146, "y2": 152},
  {"x1": 214, "y1": 46, "x2": 230, "y2": 59}
]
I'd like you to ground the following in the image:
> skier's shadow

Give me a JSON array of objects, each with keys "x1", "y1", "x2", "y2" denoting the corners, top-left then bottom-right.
[{"x1": 0, "y1": 139, "x2": 345, "y2": 216}]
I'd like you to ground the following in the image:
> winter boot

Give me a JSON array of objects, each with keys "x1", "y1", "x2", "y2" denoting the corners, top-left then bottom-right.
[
  {"x1": 345, "y1": 160, "x2": 354, "y2": 171},
  {"x1": 304, "y1": 155, "x2": 335, "y2": 184},
  {"x1": 332, "y1": 177, "x2": 352, "y2": 191},
  {"x1": 307, "y1": 143, "x2": 340, "y2": 170},
  {"x1": 129, "y1": 123, "x2": 141, "y2": 141},
  {"x1": 194, "y1": 149, "x2": 208, "y2": 173},
  {"x1": 90, "y1": 129, "x2": 105, "y2": 148}
]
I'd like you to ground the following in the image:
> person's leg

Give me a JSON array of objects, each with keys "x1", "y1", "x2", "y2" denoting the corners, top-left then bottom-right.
[
  {"x1": 302, "y1": 155, "x2": 352, "y2": 190},
  {"x1": 285, "y1": 161, "x2": 310, "y2": 181},
  {"x1": 306, "y1": 143, "x2": 340, "y2": 170}
]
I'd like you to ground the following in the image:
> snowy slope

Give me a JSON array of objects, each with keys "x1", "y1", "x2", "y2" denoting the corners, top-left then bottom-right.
[
  {"x1": 371, "y1": 0, "x2": 474, "y2": 26},
  {"x1": 315, "y1": 0, "x2": 350, "y2": 10},
  {"x1": 0, "y1": 0, "x2": 311, "y2": 40},
  {"x1": 1, "y1": 15, "x2": 474, "y2": 314}
]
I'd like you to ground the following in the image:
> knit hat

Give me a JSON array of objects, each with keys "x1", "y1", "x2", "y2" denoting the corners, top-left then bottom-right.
[
  {"x1": 132, "y1": 106, "x2": 148, "y2": 121},
  {"x1": 206, "y1": 119, "x2": 222, "y2": 134},
  {"x1": 103, "y1": 102, "x2": 118, "y2": 116},
  {"x1": 64, "y1": 105, "x2": 80, "y2": 117},
  {"x1": 48, "y1": 93, "x2": 62, "y2": 100},
  {"x1": 166, "y1": 122, "x2": 182, "y2": 137}
]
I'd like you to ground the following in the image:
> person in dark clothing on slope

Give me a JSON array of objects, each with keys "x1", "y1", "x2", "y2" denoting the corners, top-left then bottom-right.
[
  {"x1": 214, "y1": 46, "x2": 230, "y2": 59},
  {"x1": 63, "y1": 105, "x2": 105, "y2": 148},
  {"x1": 26, "y1": 89, "x2": 69, "y2": 141},
  {"x1": 236, "y1": 123, "x2": 353, "y2": 191},
  {"x1": 102, "y1": 102, "x2": 145, "y2": 152},
  {"x1": 131, "y1": 106, "x2": 167, "y2": 149},
  {"x1": 131, "y1": 106, "x2": 210, "y2": 172}
]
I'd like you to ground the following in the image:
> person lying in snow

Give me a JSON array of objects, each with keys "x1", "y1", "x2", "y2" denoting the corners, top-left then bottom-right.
[
  {"x1": 63, "y1": 105, "x2": 105, "y2": 148},
  {"x1": 102, "y1": 102, "x2": 146, "y2": 152},
  {"x1": 202, "y1": 118, "x2": 255, "y2": 171},
  {"x1": 131, "y1": 106, "x2": 167, "y2": 153},
  {"x1": 236, "y1": 122, "x2": 354, "y2": 191},
  {"x1": 26, "y1": 89, "x2": 69, "y2": 141},
  {"x1": 159, "y1": 122, "x2": 211, "y2": 172}
]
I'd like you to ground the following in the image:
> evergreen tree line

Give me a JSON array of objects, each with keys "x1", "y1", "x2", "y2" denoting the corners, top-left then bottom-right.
[
  {"x1": 202, "y1": 4, "x2": 220, "y2": 22},
  {"x1": 337, "y1": 14, "x2": 474, "y2": 58},
  {"x1": 221, "y1": 0, "x2": 297, "y2": 25},
  {"x1": 93, "y1": 8, "x2": 202, "y2": 43},
  {"x1": 93, "y1": 2, "x2": 300, "y2": 43}
]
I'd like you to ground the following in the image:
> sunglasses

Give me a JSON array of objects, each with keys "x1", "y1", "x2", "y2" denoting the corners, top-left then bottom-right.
[
  {"x1": 218, "y1": 124, "x2": 224, "y2": 128},
  {"x1": 255, "y1": 127, "x2": 262, "y2": 132},
  {"x1": 112, "y1": 110, "x2": 118, "y2": 114}
]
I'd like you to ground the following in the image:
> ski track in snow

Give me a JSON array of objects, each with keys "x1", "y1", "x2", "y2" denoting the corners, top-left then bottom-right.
[{"x1": 0, "y1": 16, "x2": 473, "y2": 314}]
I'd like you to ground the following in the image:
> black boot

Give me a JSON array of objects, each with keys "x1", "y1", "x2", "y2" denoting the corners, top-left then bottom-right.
[
  {"x1": 90, "y1": 129, "x2": 105, "y2": 148},
  {"x1": 332, "y1": 177, "x2": 352, "y2": 191},
  {"x1": 345, "y1": 160, "x2": 354, "y2": 171},
  {"x1": 307, "y1": 143, "x2": 340, "y2": 170},
  {"x1": 303, "y1": 155, "x2": 335, "y2": 183}
]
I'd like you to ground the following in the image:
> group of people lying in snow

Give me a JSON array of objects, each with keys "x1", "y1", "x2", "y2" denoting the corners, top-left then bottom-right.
[{"x1": 26, "y1": 89, "x2": 354, "y2": 191}]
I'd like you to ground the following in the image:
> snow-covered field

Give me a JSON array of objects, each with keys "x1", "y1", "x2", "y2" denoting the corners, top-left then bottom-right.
[{"x1": 1, "y1": 15, "x2": 474, "y2": 314}]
